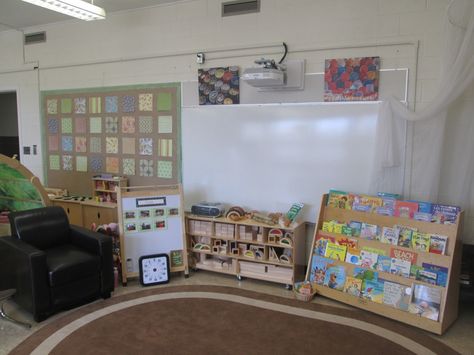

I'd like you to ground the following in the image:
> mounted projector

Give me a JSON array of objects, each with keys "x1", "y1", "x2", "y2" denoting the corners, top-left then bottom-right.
[
  {"x1": 242, "y1": 59, "x2": 305, "y2": 91},
  {"x1": 242, "y1": 67, "x2": 285, "y2": 87},
  {"x1": 191, "y1": 202, "x2": 225, "y2": 217}
]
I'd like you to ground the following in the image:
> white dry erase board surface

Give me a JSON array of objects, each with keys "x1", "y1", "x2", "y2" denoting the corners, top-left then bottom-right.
[
  {"x1": 182, "y1": 103, "x2": 381, "y2": 223},
  {"x1": 119, "y1": 191, "x2": 184, "y2": 275}
]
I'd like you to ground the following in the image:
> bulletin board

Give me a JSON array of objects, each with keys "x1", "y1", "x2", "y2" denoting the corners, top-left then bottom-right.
[
  {"x1": 41, "y1": 83, "x2": 181, "y2": 196},
  {"x1": 117, "y1": 184, "x2": 188, "y2": 284}
]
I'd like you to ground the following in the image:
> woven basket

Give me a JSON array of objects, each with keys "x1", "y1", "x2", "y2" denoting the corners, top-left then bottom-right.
[{"x1": 293, "y1": 289, "x2": 316, "y2": 302}]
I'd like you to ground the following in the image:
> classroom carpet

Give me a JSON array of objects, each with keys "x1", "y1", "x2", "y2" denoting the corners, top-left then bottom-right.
[{"x1": 9, "y1": 285, "x2": 458, "y2": 355}]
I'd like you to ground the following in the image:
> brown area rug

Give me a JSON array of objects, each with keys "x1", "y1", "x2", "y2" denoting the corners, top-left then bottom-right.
[{"x1": 10, "y1": 285, "x2": 458, "y2": 355}]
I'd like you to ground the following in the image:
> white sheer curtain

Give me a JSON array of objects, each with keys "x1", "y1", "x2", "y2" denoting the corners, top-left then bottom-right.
[{"x1": 369, "y1": 0, "x2": 474, "y2": 237}]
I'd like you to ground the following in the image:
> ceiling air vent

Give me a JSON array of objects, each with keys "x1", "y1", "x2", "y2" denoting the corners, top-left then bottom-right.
[
  {"x1": 24, "y1": 31, "x2": 46, "y2": 45},
  {"x1": 222, "y1": 0, "x2": 260, "y2": 17}
]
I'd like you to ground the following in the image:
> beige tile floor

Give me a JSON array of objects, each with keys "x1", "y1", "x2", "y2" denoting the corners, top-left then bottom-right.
[{"x1": 1, "y1": 271, "x2": 474, "y2": 355}]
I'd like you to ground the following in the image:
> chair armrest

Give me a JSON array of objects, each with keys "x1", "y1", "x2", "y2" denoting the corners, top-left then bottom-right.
[
  {"x1": 0, "y1": 236, "x2": 50, "y2": 319},
  {"x1": 70, "y1": 225, "x2": 114, "y2": 293}
]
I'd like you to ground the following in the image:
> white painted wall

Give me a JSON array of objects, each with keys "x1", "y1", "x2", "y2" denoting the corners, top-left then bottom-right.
[{"x1": 2, "y1": 0, "x2": 472, "y2": 241}]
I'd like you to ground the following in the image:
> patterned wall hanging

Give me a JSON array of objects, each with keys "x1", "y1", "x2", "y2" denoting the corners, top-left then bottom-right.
[
  {"x1": 198, "y1": 66, "x2": 239, "y2": 105},
  {"x1": 324, "y1": 57, "x2": 380, "y2": 102},
  {"x1": 42, "y1": 83, "x2": 181, "y2": 196}
]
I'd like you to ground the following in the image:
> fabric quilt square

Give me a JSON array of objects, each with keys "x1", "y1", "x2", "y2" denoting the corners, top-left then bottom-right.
[
  {"x1": 123, "y1": 158, "x2": 136, "y2": 176},
  {"x1": 157, "y1": 160, "x2": 173, "y2": 179},
  {"x1": 48, "y1": 136, "x2": 59, "y2": 151},
  {"x1": 61, "y1": 98, "x2": 72, "y2": 114},
  {"x1": 49, "y1": 155, "x2": 60, "y2": 170},
  {"x1": 139, "y1": 93, "x2": 153, "y2": 111},
  {"x1": 158, "y1": 115, "x2": 173, "y2": 133},
  {"x1": 75, "y1": 136, "x2": 87, "y2": 153},
  {"x1": 139, "y1": 116, "x2": 153, "y2": 133},
  {"x1": 106, "y1": 157, "x2": 119, "y2": 174},
  {"x1": 47, "y1": 99, "x2": 58, "y2": 114},
  {"x1": 139, "y1": 159, "x2": 153, "y2": 177},
  {"x1": 90, "y1": 117, "x2": 102, "y2": 134},
  {"x1": 75, "y1": 117, "x2": 87, "y2": 134},
  {"x1": 48, "y1": 118, "x2": 58, "y2": 134},
  {"x1": 139, "y1": 138, "x2": 153, "y2": 155},
  {"x1": 157, "y1": 92, "x2": 172, "y2": 111},
  {"x1": 90, "y1": 156, "x2": 103, "y2": 173},
  {"x1": 62, "y1": 136, "x2": 73, "y2": 152},
  {"x1": 122, "y1": 95, "x2": 136, "y2": 113},
  {"x1": 89, "y1": 96, "x2": 102, "y2": 113},
  {"x1": 122, "y1": 137, "x2": 135, "y2": 154},
  {"x1": 76, "y1": 156, "x2": 88, "y2": 172},
  {"x1": 62, "y1": 155, "x2": 73, "y2": 171},
  {"x1": 106, "y1": 137, "x2": 119, "y2": 154},
  {"x1": 122, "y1": 116, "x2": 135, "y2": 134},
  {"x1": 74, "y1": 97, "x2": 86, "y2": 114},
  {"x1": 105, "y1": 96, "x2": 118, "y2": 113},
  {"x1": 90, "y1": 137, "x2": 102, "y2": 153},
  {"x1": 158, "y1": 138, "x2": 173, "y2": 157},
  {"x1": 61, "y1": 117, "x2": 73, "y2": 134},
  {"x1": 105, "y1": 116, "x2": 118, "y2": 134}
]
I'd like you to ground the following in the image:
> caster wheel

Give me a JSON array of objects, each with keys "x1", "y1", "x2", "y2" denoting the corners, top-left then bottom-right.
[
  {"x1": 237, "y1": 275, "x2": 242, "y2": 281},
  {"x1": 285, "y1": 284, "x2": 292, "y2": 291}
]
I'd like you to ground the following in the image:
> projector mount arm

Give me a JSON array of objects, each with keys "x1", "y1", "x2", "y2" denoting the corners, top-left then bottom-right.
[{"x1": 254, "y1": 42, "x2": 288, "y2": 71}]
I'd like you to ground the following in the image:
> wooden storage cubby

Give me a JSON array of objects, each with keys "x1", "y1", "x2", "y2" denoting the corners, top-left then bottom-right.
[
  {"x1": 306, "y1": 194, "x2": 463, "y2": 334},
  {"x1": 186, "y1": 214, "x2": 305, "y2": 287},
  {"x1": 92, "y1": 176, "x2": 128, "y2": 203}
]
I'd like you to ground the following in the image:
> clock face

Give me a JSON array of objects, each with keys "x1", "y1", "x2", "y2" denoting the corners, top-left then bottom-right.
[{"x1": 139, "y1": 254, "x2": 170, "y2": 286}]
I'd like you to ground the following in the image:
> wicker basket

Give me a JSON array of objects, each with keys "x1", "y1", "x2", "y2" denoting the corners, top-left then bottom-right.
[{"x1": 293, "y1": 289, "x2": 316, "y2": 302}]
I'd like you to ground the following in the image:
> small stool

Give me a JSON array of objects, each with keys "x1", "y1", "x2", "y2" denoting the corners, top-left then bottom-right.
[{"x1": 0, "y1": 289, "x2": 31, "y2": 328}]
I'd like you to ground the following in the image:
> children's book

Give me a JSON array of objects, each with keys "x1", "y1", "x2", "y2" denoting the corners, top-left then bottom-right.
[
  {"x1": 410, "y1": 264, "x2": 423, "y2": 279},
  {"x1": 408, "y1": 284, "x2": 442, "y2": 321},
  {"x1": 324, "y1": 242, "x2": 347, "y2": 261},
  {"x1": 353, "y1": 267, "x2": 378, "y2": 281},
  {"x1": 314, "y1": 233, "x2": 335, "y2": 256},
  {"x1": 353, "y1": 194, "x2": 383, "y2": 212},
  {"x1": 327, "y1": 190, "x2": 353, "y2": 209},
  {"x1": 341, "y1": 225, "x2": 353, "y2": 236},
  {"x1": 429, "y1": 234, "x2": 448, "y2": 255},
  {"x1": 362, "y1": 246, "x2": 386, "y2": 256},
  {"x1": 416, "y1": 270, "x2": 438, "y2": 285},
  {"x1": 390, "y1": 258, "x2": 411, "y2": 277},
  {"x1": 345, "y1": 248, "x2": 361, "y2": 265},
  {"x1": 431, "y1": 204, "x2": 460, "y2": 224},
  {"x1": 414, "y1": 212, "x2": 432, "y2": 222},
  {"x1": 360, "y1": 223, "x2": 379, "y2": 240},
  {"x1": 309, "y1": 255, "x2": 333, "y2": 285},
  {"x1": 379, "y1": 195, "x2": 397, "y2": 208},
  {"x1": 411, "y1": 232, "x2": 430, "y2": 252},
  {"x1": 352, "y1": 203, "x2": 372, "y2": 213},
  {"x1": 395, "y1": 225, "x2": 417, "y2": 248},
  {"x1": 375, "y1": 255, "x2": 391, "y2": 273},
  {"x1": 361, "y1": 279, "x2": 384, "y2": 303},
  {"x1": 322, "y1": 221, "x2": 334, "y2": 233},
  {"x1": 390, "y1": 247, "x2": 418, "y2": 264},
  {"x1": 343, "y1": 276, "x2": 363, "y2": 297},
  {"x1": 359, "y1": 250, "x2": 379, "y2": 269},
  {"x1": 380, "y1": 226, "x2": 399, "y2": 245},
  {"x1": 383, "y1": 281, "x2": 410, "y2": 311},
  {"x1": 335, "y1": 236, "x2": 358, "y2": 249},
  {"x1": 333, "y1": 223, "x2": 344, "y2": 235},
  {"x1": 323, "y1": 265, "x2": 346, "y2": 290},
  {"x1": 377, "y1": 192, "x2": 401, "y2": 199},
  {"x1": 349, "y1": 221, "x2": 362, "y2": 237},
  {"x1": 421, "y1": 263, "x2": 448, "y2": 287},
  {"x1": 394, "y1": 200, "x2": 418, "y2": 219},
  {"x1": 409, "y1": 200, "x2": 432, "y2": 214},
  {"x1": 375, "y1": 206, "x2": 394, "y2": 216}
]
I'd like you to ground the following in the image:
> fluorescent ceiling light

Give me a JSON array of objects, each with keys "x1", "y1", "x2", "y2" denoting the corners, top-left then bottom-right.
[{"x1": 22, "y1": 0, "x2": 106, "y2": 21}]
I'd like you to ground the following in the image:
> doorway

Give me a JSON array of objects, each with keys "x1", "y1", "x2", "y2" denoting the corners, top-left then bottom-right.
[{"x1": 0, "y1": 92, "x2": 19, "y2": 160}]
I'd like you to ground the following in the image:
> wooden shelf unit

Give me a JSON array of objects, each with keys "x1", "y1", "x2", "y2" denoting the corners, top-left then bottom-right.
[
  {"x1": 92, "y1": 176, "x2": 128, "y2": 203},
  {"x1": 186, "y1": 214, "x2": 306, "y2": 286},
  {"x1": 306, "y1": 194, "x2": 463, "y2": 335}
]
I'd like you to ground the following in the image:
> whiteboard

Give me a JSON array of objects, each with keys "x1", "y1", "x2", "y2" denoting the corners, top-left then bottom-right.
[{"x1": 182, "y1": 103, "x2": 380, "y2": 223}]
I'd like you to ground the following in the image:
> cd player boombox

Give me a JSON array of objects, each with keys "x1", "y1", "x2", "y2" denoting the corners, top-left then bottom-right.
[{"x1": 191, "y1": 202, "x2": 225, "y2": 217}]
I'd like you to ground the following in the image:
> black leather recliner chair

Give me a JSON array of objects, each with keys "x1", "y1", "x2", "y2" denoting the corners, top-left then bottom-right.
[{"x1": 0, "y1": 206, "x2": 114, "y2": 322}]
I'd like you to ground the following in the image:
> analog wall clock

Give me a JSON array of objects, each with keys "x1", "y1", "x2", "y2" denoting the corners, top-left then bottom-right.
[{"x1": 139, "y1": 253, "x2": 170, "y2": 286}]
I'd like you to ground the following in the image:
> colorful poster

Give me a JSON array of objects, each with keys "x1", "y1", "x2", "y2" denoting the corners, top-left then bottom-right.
[
  {"x1": 324, "y1": 57, "x2": 380, "y2": 102},
  {"x1": 198, "y1": 67, "x2": 240, "y2": 105}
]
